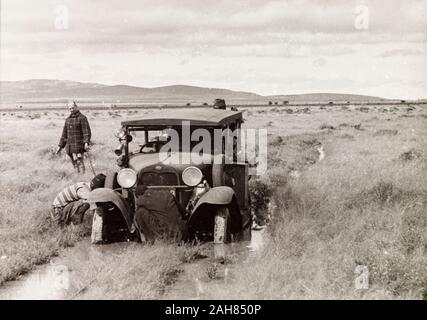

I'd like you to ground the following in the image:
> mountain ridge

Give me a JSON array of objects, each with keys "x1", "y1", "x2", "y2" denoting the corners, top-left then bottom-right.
[{"x1": 0, "y1": 79, "x2": 389, "y2": 103}]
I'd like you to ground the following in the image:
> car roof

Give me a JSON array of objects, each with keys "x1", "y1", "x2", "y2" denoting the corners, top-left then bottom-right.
[{"x1": 121, "y1": 108, "x2": 243, "y2": 128}]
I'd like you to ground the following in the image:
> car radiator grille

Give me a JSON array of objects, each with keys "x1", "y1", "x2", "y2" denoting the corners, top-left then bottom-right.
[{"x1": 141, "y1": 172, "x2": 178, "y2": 186}]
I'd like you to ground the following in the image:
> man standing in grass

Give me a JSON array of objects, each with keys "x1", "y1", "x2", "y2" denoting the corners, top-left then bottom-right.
[
  {"x1": 51, "y1": 174, "x2": 106, "y2": 226},
  {"x1": 56, "y1": 101, "x2": 92, "y2": 173}
]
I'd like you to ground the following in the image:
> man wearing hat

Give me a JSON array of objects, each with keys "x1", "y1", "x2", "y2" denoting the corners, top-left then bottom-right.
[
  {"x1": 51, "y1": 173, "x2": 106, "y2": 226},
  {"x1": 56, "y1": 101, "x2": 92, "y2": 173}
]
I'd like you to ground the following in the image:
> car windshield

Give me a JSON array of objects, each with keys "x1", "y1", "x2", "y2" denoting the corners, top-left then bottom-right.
[
  {"x1": 128, "y1": 128, "x2": 217, "y2": 154},
  {"x1": 127, "y1": 130, "x2": 166, "y2": 154}
]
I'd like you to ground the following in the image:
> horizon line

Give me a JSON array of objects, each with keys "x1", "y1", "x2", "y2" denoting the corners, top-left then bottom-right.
[{"x1": 2, "y1": 78, "x2": 427, "y2": 101}]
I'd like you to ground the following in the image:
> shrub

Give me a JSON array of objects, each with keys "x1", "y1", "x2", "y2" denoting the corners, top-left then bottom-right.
[
  {"x1": 179, "y1": 246, "x2": 208, "y2": 263},
  {"x1": 374, "y1": 129, "x2": 398, "y2": 136},
  {"x1": 29, "y1": 113, "x2": 41, "y2": 120},
  {"x1": 338, "y1": 134, "x2": 355, "y2": 140},
  {"x1": 399, "y1": 149, "x2": 421, "y2": 161},
  {"x1": 270, "y1": 136, "x2": 283, "y2": 146},
  {"x1": 249, "y1": 179, "x2": 273, "y2": 225},
  {"x1": 319, "y1": 124, "x2": 335, "y2": 130},
  {"x1": 345, "y1": 181, "x2": 423, "y2": 210},
  {"x1": 206, "y1": 263, "x2": 219, "y2": 280}
]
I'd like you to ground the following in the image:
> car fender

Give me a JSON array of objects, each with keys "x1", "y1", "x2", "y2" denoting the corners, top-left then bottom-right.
[
  {"x1": 192, "y1": 186, "x2": 235, "y2": 213},
  {"x1": 85, "y1": 188, "x2": 133, "y2": 231},
  {"x1": 189, "y1": 186, "x2": 243, "y2": 235}
]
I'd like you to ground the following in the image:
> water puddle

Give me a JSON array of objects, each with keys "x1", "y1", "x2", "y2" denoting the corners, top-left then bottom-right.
[
  {"x1": 0, "y1": 229, "x2": 267, "y2": 300},
  {"x1": 0, "y1": 263, "x2": 70, "y2": 300},
  {"x1": 163, "y1": 229, "x2": 268, "y2": 300},
  {"x1": 246, "y1": 228, "x2": 267, "y2": 252},
  {"x1": 0, "y1": 240, "x2": 130, "y2": 300}
]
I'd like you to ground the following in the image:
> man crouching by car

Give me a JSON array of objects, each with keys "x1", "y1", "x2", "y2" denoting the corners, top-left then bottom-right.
[{"x1": 50, "y1": 174, "x2": 106, "y2": 226}]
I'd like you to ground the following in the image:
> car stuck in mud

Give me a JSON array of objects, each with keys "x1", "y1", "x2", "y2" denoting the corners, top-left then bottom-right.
[{"x1": 86, "y1": 108, "x2": 253, "y2": 245}]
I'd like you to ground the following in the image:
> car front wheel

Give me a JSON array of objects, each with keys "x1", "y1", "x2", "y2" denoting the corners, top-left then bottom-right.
[
  {"x1": 213, "y1": 206, "x2": 231, "y2": 244},
  {"x1": 91, "y1": 206, "x2": 105, "y2": 244}
]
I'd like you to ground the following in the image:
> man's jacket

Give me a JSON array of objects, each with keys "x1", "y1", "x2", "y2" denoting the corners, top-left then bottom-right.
[
  {"x1": 52, "y1": 182, "x2": 90, "y2": 208},
  {"x1": 59, "y1": 110, "x2": 91, "y2": 154}
]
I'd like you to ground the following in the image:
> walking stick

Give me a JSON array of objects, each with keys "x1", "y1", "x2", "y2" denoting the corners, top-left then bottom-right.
[{"x1": 85, "y1": 150, "x2": 96, "y2": 176}]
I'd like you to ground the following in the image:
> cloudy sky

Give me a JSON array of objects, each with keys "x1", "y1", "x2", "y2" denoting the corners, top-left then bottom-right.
[{"x1": 1, "y1": 0, "x2": 426, "y2": 99}]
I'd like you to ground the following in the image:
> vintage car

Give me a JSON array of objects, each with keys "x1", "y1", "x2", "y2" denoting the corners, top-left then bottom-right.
[{"x1": 86, "y1": 108, "x2": 252, "y2": 244}]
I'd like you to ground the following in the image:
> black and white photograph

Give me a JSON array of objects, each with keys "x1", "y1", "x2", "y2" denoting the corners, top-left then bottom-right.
[{"x1": 0, "y1": 0, "x2": 426, "y2": 304}]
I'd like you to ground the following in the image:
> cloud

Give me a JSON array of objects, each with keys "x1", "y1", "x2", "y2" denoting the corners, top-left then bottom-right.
[
  {"x1": 3, "y1": 1, "x2": 427, "y2": 42},
  {"x1": 378, "y1": 48, "x2": 425, "y2": 58},
  {"x1": 1, "y1": 0, "x2": 426, "y2": 99},
  {"x1": 2, "y1": 1, "x2": 427, "y2": 56}
]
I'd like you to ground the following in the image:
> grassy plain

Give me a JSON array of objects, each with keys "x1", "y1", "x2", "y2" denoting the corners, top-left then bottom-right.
[{"x1": 0, "y1": 104, "x2": 426, "y2": 299}]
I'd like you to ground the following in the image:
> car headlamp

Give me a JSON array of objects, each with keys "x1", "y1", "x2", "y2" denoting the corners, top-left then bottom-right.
[
  {"x1": 182, "y1": 167, "x2": 203, "y2": 187},
  {"x1": 114, "y1": 128, "x2": 127, "y2": 139},
  {"x1": 117, "y1": 168, "x2": 137, "y2": 188}
]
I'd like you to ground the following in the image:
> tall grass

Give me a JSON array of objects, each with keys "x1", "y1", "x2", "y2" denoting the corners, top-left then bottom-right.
[
  {"x1": 202, "y1": 114, "x2": 427, "y2": 299},
  {"x1": 64, "y1": 244, "x2": 185, "y2": 299},
  {"x1": 1, "y1": 107, "x2": 426, "y2": 299},
  {"x1": 0, "y1": 117, "x2": 119, "y2": 284}
]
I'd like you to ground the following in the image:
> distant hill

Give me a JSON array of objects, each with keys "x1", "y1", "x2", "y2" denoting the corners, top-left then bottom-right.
[
  {"x1": 0, "y1": 80, "x2": 260, "y2": 103},
  {"x1": 267, "y1": 93, "x2": 386, "y2": 102},
  {"x1": 0, "y1": 79, "x2": 388, "y2": 105}
]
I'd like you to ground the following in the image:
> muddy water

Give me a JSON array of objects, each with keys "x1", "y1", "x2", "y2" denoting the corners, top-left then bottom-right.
[
  {"x1": 163, "y1": 229, "x2": 268, "y2": 300},
  {"x1": 0, "y1": 231, "x2": 266, "y2": 300},
  {"x1": 0, "y1": 240, "x2": 130, "y2": 300},
  {"x1": 0, "y1": 264, "x2": 70, "y2": 300}
]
